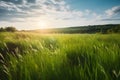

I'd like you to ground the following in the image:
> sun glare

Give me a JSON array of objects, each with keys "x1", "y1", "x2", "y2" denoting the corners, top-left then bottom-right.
[{"x1": 38, "y1": 21, "x2": 48, "y2": 29}]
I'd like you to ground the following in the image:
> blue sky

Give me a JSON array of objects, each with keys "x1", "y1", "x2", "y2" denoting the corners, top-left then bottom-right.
[
  {"x1": 67, "y1": 0, "x2": 120, "y2": 10},
  {"x1": 0, "y1": 0, "x2": 120, "y2": 30}
]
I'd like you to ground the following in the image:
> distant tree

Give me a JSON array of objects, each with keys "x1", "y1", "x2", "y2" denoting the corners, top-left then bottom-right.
[
  {"x1": 0, "y1": 27, "x2": 5, "y2": 32},
  {"x1": 107, "y1": 29, "x2": 113, "y2": 33},
  {"x1": 5, "y1": 27, "x2": 17, "y2": 32}
]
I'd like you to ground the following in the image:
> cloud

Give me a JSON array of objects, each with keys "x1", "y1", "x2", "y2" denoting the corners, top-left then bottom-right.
[
  {"x1": 105, "y1": 6, "x2": 120, "y2": 16},
  {"x1": 0, "y1": 0, "x2": 72, "y2": 21},
  {"x1": 101, "y1": 18, "x2": 120, "y2": 21},
  {"x1": 97, "y1": 6, "x2": 120, "y2": 22},
  {"x1": 0, "y1": 0, "x2": 91, "y2": 22},
  {"x1": 3, "y1": 0, "x2": 23, "y2": 4},
  {"x1": 2, "y1": 0, "x2": 119, "y2": 30}
]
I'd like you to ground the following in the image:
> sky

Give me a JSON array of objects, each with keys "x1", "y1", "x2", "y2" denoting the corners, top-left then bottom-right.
[{"x1": 0, "y1": 0, "x2": 120, "y2": 30}]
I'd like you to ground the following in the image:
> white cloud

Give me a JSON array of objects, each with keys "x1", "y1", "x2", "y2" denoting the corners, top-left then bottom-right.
[
  {"x1": 1, "y1": 0, "x2": 119, "y2": 30},
  {"x1": 0, "y1": 1, "x2": 21, "y2": 12},
  {"x1": 0, "y1": 0, "x2": 87, "y2": 23},
  {"x1": 105, "y1": 6, "x2": 120, "y2": 17}
]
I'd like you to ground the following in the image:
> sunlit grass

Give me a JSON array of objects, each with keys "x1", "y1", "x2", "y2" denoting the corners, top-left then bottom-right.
[{"x1": 0, "y1": 32, "x2": 120, "y2": 80}]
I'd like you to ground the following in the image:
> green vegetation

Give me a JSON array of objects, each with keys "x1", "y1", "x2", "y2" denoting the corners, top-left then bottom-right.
[
  {"x1": 0, "y1": 32, "x2": 120, "y2": 80},
  {"x1": 34, "y1": 24, "x2": 120, "y2": 34},
  {"x1": 0, "y1": 27, "x2": 17, "y2": 32},
  {"x1": 1, "y1": 24, "x2": 120, "y2": 33}
]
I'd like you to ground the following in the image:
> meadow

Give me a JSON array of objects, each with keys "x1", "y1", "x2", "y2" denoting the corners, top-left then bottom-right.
[{"x1": 0, "y1": 32, "x2": 120, "y2": 80}]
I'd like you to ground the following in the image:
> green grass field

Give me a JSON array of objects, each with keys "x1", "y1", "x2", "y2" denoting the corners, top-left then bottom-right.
[{"x1": 0, "y1": 32, "x2": 120, "y2": 80}]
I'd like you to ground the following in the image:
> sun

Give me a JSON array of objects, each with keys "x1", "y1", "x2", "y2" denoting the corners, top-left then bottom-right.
[{"x1": 38, "y1": 21, "x2": 48, "y2": 29}]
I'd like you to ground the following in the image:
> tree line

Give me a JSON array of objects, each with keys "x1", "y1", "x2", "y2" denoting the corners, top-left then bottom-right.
[
  {"x1": 45, "y1": 24, "x2": 120, "y2": 34},
  {"x1": 0, "y1": 27, "x2": 17, "y2": 32},
  {"x1": 1, "y1": 24, "x2": 120, "y2": 33}
]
